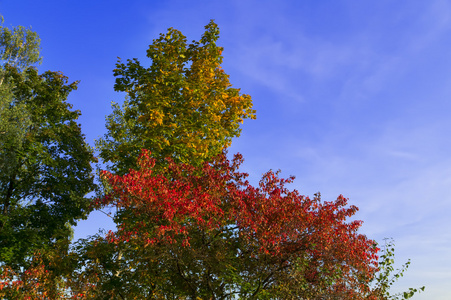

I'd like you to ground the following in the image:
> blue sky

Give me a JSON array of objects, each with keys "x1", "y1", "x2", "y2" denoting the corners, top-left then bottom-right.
[{"x1": 2, "y1": 0, "x2": 450, "y2": 298}]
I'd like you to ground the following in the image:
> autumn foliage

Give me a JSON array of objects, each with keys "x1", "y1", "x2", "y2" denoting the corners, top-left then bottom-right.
[
  {"x1": 97, "y1": 21, "x2": 255, "y2": 175},
  {"x1": 0, "y1": 250, "x2": 84, "y2": 300},
  {"x1": 0, "y1": 18, "x2": 423, "y2": 300},
  {"x1": 87, "y1": 150, "x2": 380, "y2": 298}
]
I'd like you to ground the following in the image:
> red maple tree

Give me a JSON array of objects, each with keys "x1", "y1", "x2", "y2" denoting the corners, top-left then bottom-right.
[{"x1": 87, "y1": 150, "x2": 379, "y2": 298}]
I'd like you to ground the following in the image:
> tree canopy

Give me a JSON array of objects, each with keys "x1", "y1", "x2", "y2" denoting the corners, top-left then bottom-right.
[
  {"x1": 0, "y1": 15, "x2": 41, "y2": 71},
  {"x1": 97, "y1": 20, "x2": 256, "y2": 175},
  {"x1": 76, "y1": 150, "x2": 379, "y2": 299},
  {"x1": 0, "y1": 18, "x2": 96, "y2": 268}
]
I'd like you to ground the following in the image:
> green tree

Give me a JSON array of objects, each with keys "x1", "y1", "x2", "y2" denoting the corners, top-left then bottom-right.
[
  {"x1": 0, "y1": 18, "x2": 96, "y2": 268},
  {"x1": 0, "y1": 15, "x2": 40, "y2": 170},
  {"x1": 96, "y1": 20, "x2": 255, "y2": 175}
]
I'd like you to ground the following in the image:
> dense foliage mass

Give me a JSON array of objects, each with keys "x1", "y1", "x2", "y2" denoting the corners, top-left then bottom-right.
[
  {"x1": 0, "y1": 17, "x2": 423, "y2": 299},
  {"x1": 78, "y1": 150, "x2": 379, "y2": 299},
  {"x1": 97, "y1": 21, "x2": 255, "y2": 175},
  {"x1": 0, "y1": 18, "x2": 96, "y2": 268}
]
